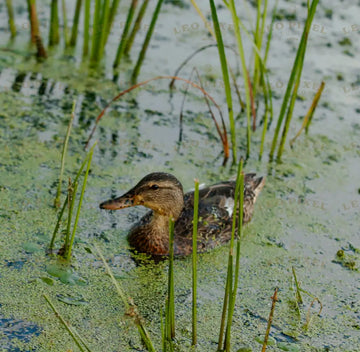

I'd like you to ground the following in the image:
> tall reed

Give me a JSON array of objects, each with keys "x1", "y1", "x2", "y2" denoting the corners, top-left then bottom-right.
[
  {"x1": 269, "y1": 0, "x2": 319, "y2": 161},
  {"x1": 69, "y1": 0, "x2": 83, "y2": 47},
  {"x1": 228, "y1": 0, "x2": 252, "y2": 159},
  {"x1": 124, "y1": 0, "x2": 150, "y2": 55},
  {"x1": 54, "y1": 101, "x2": 75, "y2": 208},
  {"x1": 98, "y1": 0, "x2": 111, "y2": 62},
  {"x1": 209, "y1": 0, "x2": 236, "y2": 164},
  {"x1": 218, "y1": 159, "x2": 244, "y2": 351},
  {"x1": 106, "y1": 0, "x2": 122, "y2": 42},
  {"x1": 6, "y1": 0, "x2": 17, "y2": 38},
  {"x1": 166, "y1": 218, "x2": 176, "y2": 342},
  {"x1": 27, "y1": 0, "x2": 47, "y2": 58},
  {"x1": 49, "y1": 0, "x2": 60, "y2": 46},
  {"x1": 113, "y1": 0, "x2": 138, "y2": 69},
  {"x1": 90, "y1": 0, "x2": 102, "y2": 65},
  {"x1": 61, "y1": 0, "x2": 69, "y2": 46},
  {"x1": 192, "y1": 179, "x2": 200, "y2": 346},
  {"x1": 83, "y1": 0, "x2": 91, "y2": 56},
  {"x1": 131, "y1": 0, "x2": 164, "y2": 83}
]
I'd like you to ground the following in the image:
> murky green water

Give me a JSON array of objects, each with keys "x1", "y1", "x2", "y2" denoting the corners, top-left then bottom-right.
[{"x1": 0, "y1": 1, "x2": 359, "y2": 351}]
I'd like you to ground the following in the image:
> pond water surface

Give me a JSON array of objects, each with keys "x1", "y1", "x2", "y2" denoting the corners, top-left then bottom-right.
[{"x1": 0, "y1": 1, "x2": 359, "y2": 351}]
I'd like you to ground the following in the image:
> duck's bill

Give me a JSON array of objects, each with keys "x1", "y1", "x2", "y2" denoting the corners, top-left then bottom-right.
[{"x1": 99, "y1": 193, "x2": 135, "y2": 210}]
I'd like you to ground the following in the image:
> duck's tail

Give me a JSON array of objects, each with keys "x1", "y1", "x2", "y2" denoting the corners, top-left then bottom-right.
[{"x1": 244, "y1": 173, "x2": 266, "y2": 203}]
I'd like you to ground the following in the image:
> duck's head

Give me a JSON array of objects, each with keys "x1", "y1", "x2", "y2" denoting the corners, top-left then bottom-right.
[{"x1": 100, "y1": 172, "x2": 185, "y2": 219}]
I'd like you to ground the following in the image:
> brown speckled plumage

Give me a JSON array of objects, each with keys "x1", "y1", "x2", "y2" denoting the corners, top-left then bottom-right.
[{"x1": 100, "y1": 172, "x2": 265, "y2": 257}]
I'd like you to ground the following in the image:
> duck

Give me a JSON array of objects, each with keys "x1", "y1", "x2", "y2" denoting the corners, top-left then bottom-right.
[{"x1": 100, "y1": 172, "x2": 265, "y2": 257}]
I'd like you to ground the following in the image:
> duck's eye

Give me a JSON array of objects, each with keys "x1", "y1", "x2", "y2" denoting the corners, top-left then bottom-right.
[{"x1": 150, "y1": 184, "x2": 159, "y2": 190}]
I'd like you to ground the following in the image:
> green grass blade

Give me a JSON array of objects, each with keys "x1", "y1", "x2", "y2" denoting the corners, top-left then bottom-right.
[
  {"x1": 131, "y1": 0, "x2": 164, "y2": 83},
  {"x1": 276, "y1": 0, "x2": 319, "y2": 160},
  {"x1": 49, "y1": 149, "x2": 91, "y2": 251},
  {"x1": 69, "y1": 0, "x2": 82, "y2": 47},
  {"x1": 192, "y1": 179, "x2": 199, "y2": 346},
  {"x1": 228, "y1": 0, "x2": 252, "y2": 159},
  {"x1": 54, "y1": 100, "x2": 75, "y2": 208},
  {"x1": 66, "y1": 142, "x2": 96, "y2": 260},
  {"x1": 90, "y1": 0, "x2": 102, "y2": 65},
  {"x1": 44, "y1": 294, "x2": 92, "y2": 352},
  {"x1": 168, "y1": 217, "x2": 175, "y2": 339},
  {"x1": 106, "y1": 0, "x2": 122, "y2": 42},
  {"x1": 124, "y1": 0, "x2": 150, "y2": 55},
  {"x1": 270, "y1": 0, "x2": 319, "y2": 160},
  {"x1": 64, "y1": 179, "x2": 78, "y2": 255},
  {"x1": 209, "y1": 0, "x2": 236, "y2": 164},
  {"x1": 98, "y1": 0, "x2": 111, "y2": 61},
  {"x1": 113, "y1": 0, "x2": 138, "y2": 69},
  {"x1": 82, "y1": 0, "x2": 90, "y2": 56},
  {"x1": 5, "y1": 0, "x2": 17, "y2": 38},
  {"x1": 61, "y1": 0, "x2": 69, "y2": 46},
  {"x1": 49, "y1": 0, "x2": 60, "y2": 46}
]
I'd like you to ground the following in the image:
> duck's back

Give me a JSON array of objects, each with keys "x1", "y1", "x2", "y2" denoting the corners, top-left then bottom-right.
[{"x1": 174, "y1": 174, "x2": 265, "y2": 255}]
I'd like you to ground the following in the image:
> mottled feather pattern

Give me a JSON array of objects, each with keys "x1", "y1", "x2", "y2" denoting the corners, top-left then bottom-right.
[{"x1": 126, "y1": 174, "x2": 265, "y2": 256}]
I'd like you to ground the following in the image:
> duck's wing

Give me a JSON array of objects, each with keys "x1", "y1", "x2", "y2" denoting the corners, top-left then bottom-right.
[{"x1": 174, "y1": 174, "x2": 265, "y2": 255}]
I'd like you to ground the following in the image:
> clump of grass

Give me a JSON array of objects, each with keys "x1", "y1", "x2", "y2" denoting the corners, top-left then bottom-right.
[
  {"x1": 61, "y1": 0, "x2": 69, "y2": 46},
  {"x1": 49, "y1": 104, "x2": 96, "y2": 259},
  {"x1": 82, "y1": 0, "x2": 90, "y2": 55},
  {"x1": 269, "y1": 0, "x2": 320, "y2": 161},
  {"x1": 5, "y1": 0, "x2": 17, "y2": 38}
]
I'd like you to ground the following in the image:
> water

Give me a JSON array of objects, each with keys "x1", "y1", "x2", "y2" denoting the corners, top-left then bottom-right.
[{"x1": 0, "y1": 1, "x2": 359, "y2": 351}]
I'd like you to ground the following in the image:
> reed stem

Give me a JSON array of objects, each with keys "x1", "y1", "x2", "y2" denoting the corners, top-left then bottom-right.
[
  {"x1": 94, "y1": 244, "x2": 156, "y2": 352},
  {"x1": 228, "y1": 0, "x2": 252, "y2": 159},
  {"x1": 90, "y1": 0, "x2": 102, "y2": 65},
  {"x1": 261, "y1": 288, "x2": 278, "y2": 352},
  {"x1": 64, "y1": 179, "x2": 78, "y2": 254},
  {"x1": 66, "y1": 142, "x2": 96, "y2": 260},
  {"x1": 192, "y1": 179, "x2": 199, "y2": 346},
  {"x1": 224, "y1": 160, "x2": 243, "y2": 352},
  {"x1": 43, "y1": 294, "x2": 92, "y2": 352},
  {"x1": 124, "y1": 0, "x2": 150, "y2": 55},
  {"x1": 27, "y1": 0, "x2": 47, "y2": 58},
  {"x1": 219, "y1": 158, "x2": 243, "y2": 351},
  {"x1": 83, "y1": 0, "x2": 90, "y2": 56},
  {"x1": 98, "y1": 0, "x2": 111, "y2": 61},
  {"x1": 131, "y1": 0, "x2": 164, "y2": 83},
  {"x1": 269, "y1": 0, "x2": 319, "y2": 160},
  {"x1": 69, "y1": 0, "x2": 82, "y2": 47},
  {"x1": 290, "y1": 81, "x2": 325, "y2": 146},
  {"x1": 6, "y1": 0, "x2": 17, "y2": 38},
  {"x1": 54, "y1": 100, "x2": 75, "y2": 208},
  {"x1": 61, "y1": 0, "x2": 69, "y2": 46},
  {"x1": 167, "y1": 218, "x2": 175, "y2": 340},
  {"x1": 106, "y1": 0, "x2": 120, "y2": 42},
  {"x1": 49, "y1": 150, "x2": 92, "y2": 251},
  {"x1": 113, "y1": 0, "x2": 138, "y2": 69},
  {"x1": 209, "y1": 0, "x2": 236, "y2": 164},
  {"x1": 49, "y1": 0, "x2": 60, "y2": 46}
]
